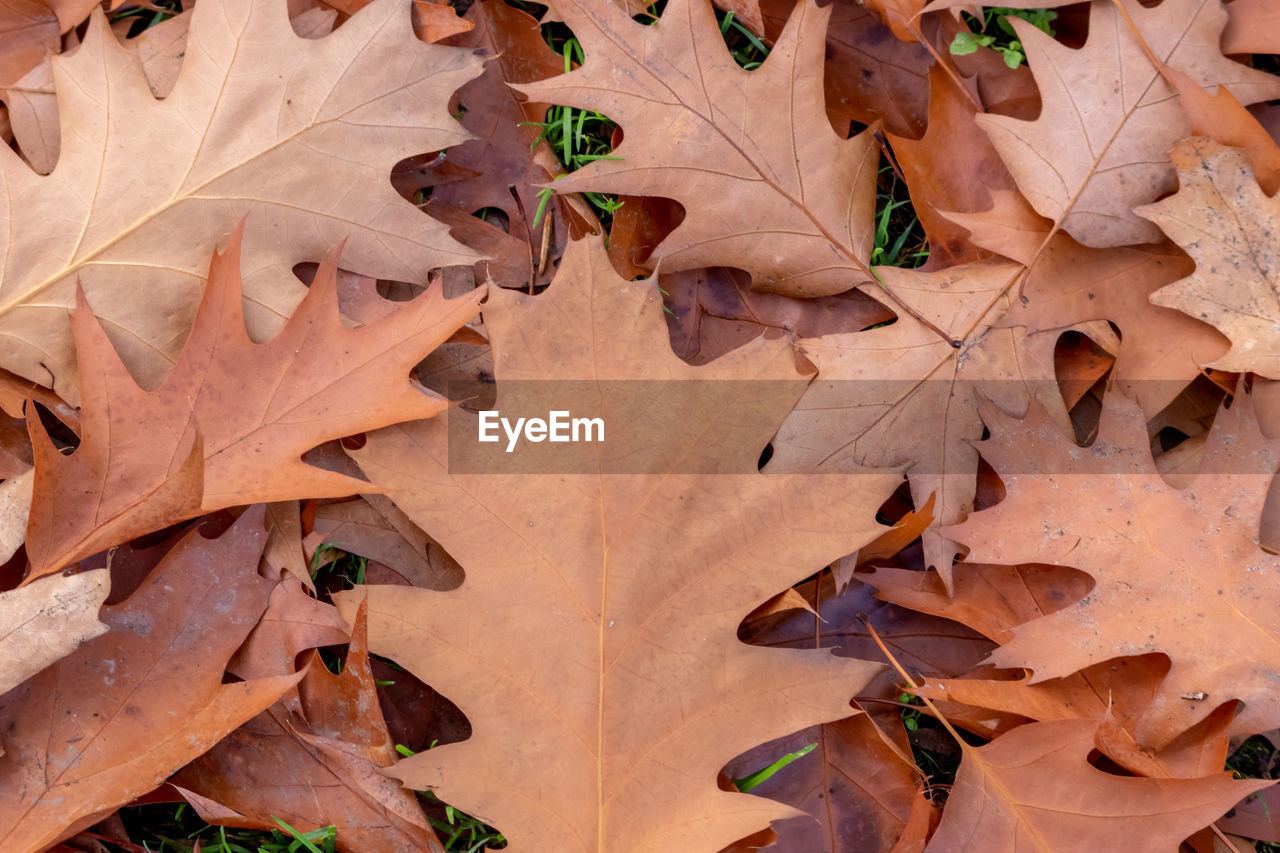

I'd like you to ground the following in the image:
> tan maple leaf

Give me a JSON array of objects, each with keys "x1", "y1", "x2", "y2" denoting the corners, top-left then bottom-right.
[
  {"x1": 947, "y1": 389, "x2": 1280, "y2": 748},
  {"x1": 518, "y1": 0, "x2": 880, "y2": 298},
  {"x1": 0, "y1": 0, "x2": 482, "y2": 404},
  {"x1": 331, "y1": 237, "x2": 901, "y2": 851},
  {"x1": 24, "y1": 222, "x2": 483, "y2": 581},
  {"x1": 976, "y1": 0, "x2": 1280, "y2": 248},
  {"x1": 1137, "y1": 138, "x2": 1280, "y2": 378}
]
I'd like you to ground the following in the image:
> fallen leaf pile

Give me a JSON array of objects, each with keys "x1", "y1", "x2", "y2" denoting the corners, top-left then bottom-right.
[{"x1": 2, "y1": 0, "x2": 1280, "y2": 851}]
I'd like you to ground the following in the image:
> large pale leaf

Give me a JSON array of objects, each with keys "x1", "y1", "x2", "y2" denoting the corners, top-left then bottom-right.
[
  {"x1": 332, "y1": 237, "x2": 901, "y2": 851},
  {"x1": 0, "y1": 0, "x2": 482, "y2": 404}
]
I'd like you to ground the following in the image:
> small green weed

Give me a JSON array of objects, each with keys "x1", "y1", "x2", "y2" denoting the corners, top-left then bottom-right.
[
  {"x1": 117, "y1": 804, "x2": 336, "y2": 853},
  {"x1": 898, "y1": 691, "x2": 923, "y2": 732},
  {"x1": 109, "y1": 0, "x2": 183, "y2": 37},
  {"x1": 309, "y1": 542, "x2": 367, "y2": 589},
  {"x1": 871, "y1": 158, "x2": 928, "y2": 269},
  {"x1": 119, "y1": 796, "x2": 502, "y2": 852},
  {"x1": 949, "y1": 7, "x2": 1057, "y2": 69},
  {"x1": 419, "y1": 791, "x2": 508, "y2": 851},
  {"x1": 1227, "y1": 734, "x2": 1277, "y2": 780},
  {"x1": 732, "y1": 742, "x2": 817, "y2": 793}
]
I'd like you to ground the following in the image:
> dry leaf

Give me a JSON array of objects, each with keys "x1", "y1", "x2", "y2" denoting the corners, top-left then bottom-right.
[
  {"x1": 0, "y1": 0, "x2": 483, "y2": 404},
  {"x1": 888, "y1": 66, "x2": 1017, "y2": 268},
  {"x1": 976, "y1": 0, "x2": 1280, "y2": 248},
  {"x1": 1139, "y1": 138, "x2": 1280, "y2": 378},
  {"x1": 331, "y1": 237, "x2": 902, "y2": 850},
  {"x1": 0, "y1": 567, "x2": 108, "y2": 696},
  {"x1": 175, "y1": 599, "x2": 445, "y2": 853},
  {"x1": 721, "y1": 712, "x2": 921, "y2": 853},
  {"x1": 926, "y1": 718, "x2": 1266, "y2": 852},
  {"x1": 0, "y1": 466, "x2": 32, "y2": 562},
  {"x1": 948, "y1": 390, "x2": 1280, "y2": 748},
  {"x1": 951, "y1": 194, "x2": 1228, "y2": 418},
  {"x1": 767, "y1": 258, "x2": 1070, "y2": 577},
  {"x1": 0, "y1": 507, "x2": 301, "y2": 853},
  {"x1": 402, "y1": 0, "x2": 587, "y2": 292},
  {"x1": 24, "y1": 222, "x2": 482, "y2": 581},
  {"x1": 519, "y1": 0, "x2": 880, "y2": 297},
  {"x1": 758, "y1": 0, "x2": 930, "y2": 139},
  {"x1": 1222, "y1": 0, "x2": 1280, "y2": 55}
]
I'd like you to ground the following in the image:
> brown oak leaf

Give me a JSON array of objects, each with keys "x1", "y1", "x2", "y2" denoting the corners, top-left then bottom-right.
[
  {"x1": 0, "y1": 507, "x2": 301, "y2": 853},
  {"x1": 767, "y1": 258, "x2": 1077, "y2": 578},
  {"x1": 947, "y1": 389, "x2": 1280, "y2": 747},
  {"x1": 331, "y1": 237, "x2": 902, "y2": 851},
  {"x1": 174, "y1": 599, "x2": 445, "y2": 853},
  {"x1": 0, "y1": 0, "x2": 483, "y2": 404},
  {"x1": 976, "y1": 0, "x2": 1280, "y2": 248},
  {"x1": 519, "y1": 0, "x2": 880, "y2": 297},
  {"x1": 24, "y1": 222, "x2": 483, "y2": 581},
  {"x1": 926, "y1": 718, "x2": 1265, "y2": 852}
]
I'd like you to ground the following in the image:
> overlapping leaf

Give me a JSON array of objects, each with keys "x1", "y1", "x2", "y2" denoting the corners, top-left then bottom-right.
[
  {"x1": 767, "y1": 259, "x2": 1077, "y2": 577},
  {"x1": 332, "y1": 237, "x2": 902, "y2": 851},
  {"x1": 949, "y1": 390, "x2": 1280, "y2": 747},
  {"x1": 0, "y1": 0, "x2": 482, "y2": 403},
  {"x1": 0, "y1": 508, "x2": 299, "y2": 853},
  {"x1": 520, "y1": 0, "x2": 880, "y2": 297},
  {"x1": 1139, "y1": 138, "x2": 1280, "y2": 378},
  {"x1": 976, "y1": 0, "x2": 1280, "y2": 248},
  {"x1": 24, "y1": 223, "x2": 483, "y2": 580},
  {"x1": 926, "y1": 719, "x2": 1264, "y2": 852}
]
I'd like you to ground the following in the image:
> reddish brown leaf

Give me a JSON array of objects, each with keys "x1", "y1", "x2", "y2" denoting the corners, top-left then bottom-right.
[
  {"x1": 721, "y1": 712, "x2": 921, "y2": 853},
  {"x1": 926, "y1": 719, "x2": 1266, "y2": 852},
  {"x1": 948, "y1": 390, "x2": 1280, "y2": 747},
  {"x1": 759, "y1": 0, "x2": 930, "y2": 139},
  {"x1": 25, "y1": 223, "x2": 483, "y2": 580},
  {"x1": 888, "y1": 66, "x2": 1017, "y2": 268},
  {"x1": 413, "y1": 0, "x2": 473, "y2": 42},
  {"x1": 404, "y1": 0, "x2": 598, "y2": 292},
  {"x1": 174, "y1": 599, "x2": 444, "y2": 853},
  {"x1": 0, "y1": 507, "x2": 300, "y2": 853},
  {"x1": 519, "y1": 0, "x2": 881, "y2": 297}
]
